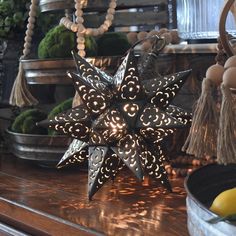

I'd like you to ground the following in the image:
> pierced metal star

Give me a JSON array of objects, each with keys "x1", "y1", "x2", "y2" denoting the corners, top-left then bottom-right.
[{"x1": 39, "y1": 47, "x2": 191, "y2": 199}]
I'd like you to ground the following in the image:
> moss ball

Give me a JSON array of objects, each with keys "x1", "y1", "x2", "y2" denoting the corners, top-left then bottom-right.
[
  {"x1": 84, "y1": 35, "x2": 98, "y2": 57},
  {"x1": 38, "y1": 25, "x2": 75, "y2": 59},
  {"x1": 48, "y1": 98, "x2": 73, "y2": 135},
  {"x1": 96, "y1": 32, "x2": 131, "y2": 56},
  {"x1": 11, "y1": 109, "x2": 47, "y2": 134}
]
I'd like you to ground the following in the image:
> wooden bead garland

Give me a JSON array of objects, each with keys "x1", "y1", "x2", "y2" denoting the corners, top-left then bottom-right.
[
  {"x1": 164, "y1": 155, "x2": 216, "y2": 177},
  {"x1": 127, "y1": 28, "x2": 180, "y2": 53},
  {"x1": 60, "y1": 0, "x2": 117, "y2": 57}
]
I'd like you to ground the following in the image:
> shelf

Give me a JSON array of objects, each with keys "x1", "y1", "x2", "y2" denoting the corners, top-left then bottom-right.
[
  {"x1": 39, "y1": 0, "x2": 74, "y2": 12},
  {"x1": 163, "y1": 43, "x2": 218, "y2": 54},
  {"x1": 39, "y1": 0, "x2": 167, "y2": 12},
  {"x1": 38, "y1": 0, "x2": 171, "y2": 30},
  {"x1": 21, "y1": 57, "x2": 121, "y2": 85}
]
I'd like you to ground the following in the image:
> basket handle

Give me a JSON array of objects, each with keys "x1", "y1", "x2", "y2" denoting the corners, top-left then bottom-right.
[{"x1": 219, "y1": 0, "x2": 236, "y2": 56}]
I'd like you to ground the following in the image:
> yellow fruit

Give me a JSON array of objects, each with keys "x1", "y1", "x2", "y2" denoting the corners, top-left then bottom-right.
[{"x1": 210, "y1": 188, "x2": 236, "y2": 217}]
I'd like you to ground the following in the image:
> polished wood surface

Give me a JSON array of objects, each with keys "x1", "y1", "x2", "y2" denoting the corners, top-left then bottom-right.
[{"x1": 0, "y1": 153, "x2": 189, "y2": 236}]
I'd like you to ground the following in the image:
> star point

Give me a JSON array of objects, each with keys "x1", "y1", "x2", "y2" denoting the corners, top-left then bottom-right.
[{"x1": 39, "y1": 46, "x2": 191, "y2": 199}]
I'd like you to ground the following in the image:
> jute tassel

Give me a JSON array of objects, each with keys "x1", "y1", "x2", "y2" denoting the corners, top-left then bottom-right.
[
  {"x1": 217, "y1": 82, "x2": 236, "y2": 164},
  {"x1": 182, "y1": 77, "x2": 220, "y2": 157},
  {"x1": 9, "y1": 0, "x2": 39, "y2": 107}
]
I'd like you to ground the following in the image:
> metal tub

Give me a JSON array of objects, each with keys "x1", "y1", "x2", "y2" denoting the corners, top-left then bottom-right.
[
  {"x1": 6, "y1": 130, "x2": 72, "y2": 167},
  {"x1": 185, "y1": 164, "x2": 236, "y2": 236}
]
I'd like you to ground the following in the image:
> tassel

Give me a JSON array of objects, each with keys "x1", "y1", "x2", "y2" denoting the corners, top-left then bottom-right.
[
  {"x1": 217, "y1": 73, "x2": 236, "y2": 164},
  {"x1": 9, "y1": 60, "x2": 38, "y2": 107},
  {"x1": 9, "y1": 0, "x2": 39, "y2": 107},
  {"x1": 182, "y1": 77, "x2": 219, "y2": 157}
]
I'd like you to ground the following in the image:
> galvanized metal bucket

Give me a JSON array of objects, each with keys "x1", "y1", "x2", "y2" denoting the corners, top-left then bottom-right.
[
  {"x1": 6, "y1": 129, "x2": 72, "y2": 167},
  {"x1": 185, "y1": 164, "x2": 236, "y2": 236}
]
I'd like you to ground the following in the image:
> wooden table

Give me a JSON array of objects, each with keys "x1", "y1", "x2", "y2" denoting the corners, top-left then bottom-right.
[{"x1": 0, "y1": 153, "x2": 189, "y2": 236}]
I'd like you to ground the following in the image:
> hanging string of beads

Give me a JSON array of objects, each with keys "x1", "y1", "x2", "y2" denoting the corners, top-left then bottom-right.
[
  {"x1": 164, "y1": 155, "x2": 216, "y2": 177},
  {"x1": 9, "y1": 0, "x2": 38, "y2": 107},
  {"x1": 60, "y1": 0, "x2": 117, "y2": 57},
  {"x1": 127, "y1": 28, "x2": 180, "y2": 53}
]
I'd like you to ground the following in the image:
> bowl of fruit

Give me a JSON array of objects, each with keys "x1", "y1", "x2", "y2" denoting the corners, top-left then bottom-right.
[{"x1": 185, "y1": 164, "x2": 236, "y2": 236}]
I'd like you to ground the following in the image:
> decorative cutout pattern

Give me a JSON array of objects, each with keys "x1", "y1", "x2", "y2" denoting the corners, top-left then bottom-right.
[{"x1": 39, "y1": 49, "x2": 191, "y2": 199}]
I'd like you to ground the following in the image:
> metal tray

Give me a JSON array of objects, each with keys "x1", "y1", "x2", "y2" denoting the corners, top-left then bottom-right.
[
  {"x1": 6, "y1": 129, "x2": 72, "y2": 167},
  {"x1": 185, "y1": 164, "x2": 236, "y2": 236},
  {"x1": 39, "y1": 0, "x2": 74, "y2": 12},
  {"x1": 21, "y1": 57, "x2": 121, "y2": 85}
]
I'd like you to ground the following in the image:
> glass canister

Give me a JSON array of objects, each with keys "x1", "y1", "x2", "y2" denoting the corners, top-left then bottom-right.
[{"x1": 177, "y1": 0, "x2": 236, "y2": 42}]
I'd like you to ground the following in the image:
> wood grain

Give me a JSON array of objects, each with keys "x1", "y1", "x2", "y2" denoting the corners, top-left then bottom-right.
[{"x1": 0, "y1": 153, "x2": 189, "y2": 235}]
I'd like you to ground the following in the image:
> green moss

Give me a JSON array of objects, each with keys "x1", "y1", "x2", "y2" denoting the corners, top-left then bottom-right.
[
  {"x1": 85, "y1": 35, "x2": 97, "y2": 57},
  {"x1": 11, "y1": 109, "x2": 47, "y2": 134},
  {"x1": 48, "y1": 98, "x2": 73, "y2": 135},
  {"x1": 97, "y1": 32, "x2": 131, "y2": 56},
  {"x1": 22, "y1": 116, "x2": 47, "y2": 135},
  {"x1": 38, "y1": 25, "x2": 75, "y2": 59},
  {"x1": 38, "y1": 25, "x2": 98, "y2": 59}
]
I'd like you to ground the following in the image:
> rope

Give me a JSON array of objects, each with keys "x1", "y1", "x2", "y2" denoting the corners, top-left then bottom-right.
[{"x1": 9, "y1": 0, "x2": 39, "y2": 107}]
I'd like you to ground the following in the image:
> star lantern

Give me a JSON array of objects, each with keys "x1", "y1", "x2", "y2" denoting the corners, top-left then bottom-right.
[{"x1": 39, "y1": 39, "x2": 191, "y2": 200}]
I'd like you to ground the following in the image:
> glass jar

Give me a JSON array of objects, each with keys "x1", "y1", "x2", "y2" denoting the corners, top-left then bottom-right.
[{"x1": 177, "y1": 0, "x2": 236, "y2": 42}]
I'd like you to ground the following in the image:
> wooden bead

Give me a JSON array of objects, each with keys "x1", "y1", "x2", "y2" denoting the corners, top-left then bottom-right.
[
  {"x1": 224, "y1": 55, "x2": 236, "y2": 69},
  {"x1": 77, "y1": 43, "x2": 85, "y2": 50},
  {"x1": 78, "y1": 50, "x2": 86, "y2": 57},
  {"x1": 26, "y1": 30, "x2": 33, "y2": 37},
  {"x1": 106, "y1": 14, "x2": 114, "y2": 21},
  {"x1": 24, "y1": 36, "x2": 32, "y2": 43},
  {"x1": 28, "y1": 18, "x2": 35, "y2": 24},
  {"x1": 104, "y1": 20, "x2": 112, "y2": 27},
  {"x1": 76, "y1": 16, "x2": 84, "y2": 24},
  {"x1": 159, "y1": 28, "x2": 168, "y2": 34},
  {"x1": 109, "y1": 2, "x2": 117, "y2": 8},
  {"x1": 223, "y1": 67, "x2": 236, "y2": 88},
  {"x1": 85, "y1": 28, "x2": 93, "y2": 35},
  {"x1": 98, "y1": 27, "x2": 105, "y2": 34},
  {"x1": 127, "y1": 32, "x2": 137, "y2": 45},
  {"x1": 137, "y1": 31, "x2": 148, "y2": 41},
  {"x1": 161, "y1": 32, "x2": 172, "y2": 45},
  {"x1": 147, "y1": 30, "x2": 159, "y2": 37},
  {"x1": 206, "y1": 64, "x2": 224, "y2": 85},
  {"x1": 107, "y1": 8, "x2": 115, "y2": 14},
  {"x1": 77, "y1": 36, "x2": 85, "y2": 43},
  {"x1": 29, "y1": 11, "x2": 37, "y2": 17},
  {"x1": 23, "y1": 48, "x2": 30, "y2": 56},
  {"x1": 77, "y1": 25, "x2": 85, "y2": 34},
  {"x1": 100, "y1": 24, "x2": 108, "y2": 31},
  {"x1": 141, "y1": 41, "x2": 152, "y2": 52},
  {"x1": 91, "y1": 29, "x2": 99, "y2": 36},
  {"x1": 69, "y1": 24, "x2": 76, "y2": 32},
  {"x1": 170, "y1": 30, "x2": 180, "y2": 44},
  {"x1": 75, "y1": 10, "x2": 83, "y2": 17}
]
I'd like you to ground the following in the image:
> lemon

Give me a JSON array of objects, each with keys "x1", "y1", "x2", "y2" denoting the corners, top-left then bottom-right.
[{"x1": 210, "y1": 188, "x2": 236, "y2": 217}]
